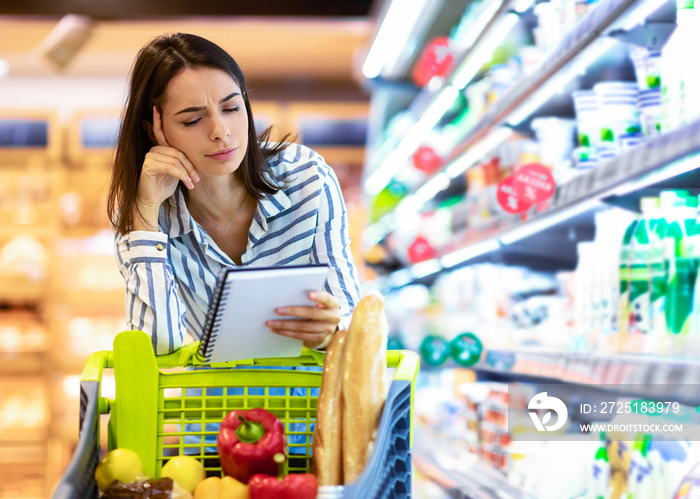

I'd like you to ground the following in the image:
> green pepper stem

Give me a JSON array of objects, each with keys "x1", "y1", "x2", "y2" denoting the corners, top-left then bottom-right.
[
  {"x1": 235, "y1": 415, "x2": 266, "y2": 444},
  {"x1": 274, "y1": 453, "x2": 286, "y2": 481}
]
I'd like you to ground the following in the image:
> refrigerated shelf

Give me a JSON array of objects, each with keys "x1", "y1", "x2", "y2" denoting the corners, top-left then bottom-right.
[
  {"x1": 476, "y1": 348, "x2": 700, "y2": 406},
  {"x1": 413, "y1": 432, "x2": 537, "y2": 499},
  {"x1": 362, "y1": 0, "x2": 686, "y2": 280}
]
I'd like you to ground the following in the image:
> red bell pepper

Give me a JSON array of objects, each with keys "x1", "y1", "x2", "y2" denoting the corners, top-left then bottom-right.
[
  {"x1": 248, "y1": 454, "x2": 318, "y2": 499},
  {"x1": 217, "y1": 408, "x2": 286, "y2": 483}
]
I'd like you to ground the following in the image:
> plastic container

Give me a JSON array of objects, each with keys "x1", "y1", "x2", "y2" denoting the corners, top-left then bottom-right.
[
  {"x1": 630, "y1": 47, "x2": 662, "y2": 90},
  {"x1": 573, "y1": 90, "x2": 600, "y2": 149},
  {"x1": 594, "y1": 81, "x2": 641, "y2": 150},
  {"x1": 660, "y1": 0, "x2": 696, "y2": 132},
  {"x1": 53, "y1": 330, "x2": 420, "y2": 498},
  {"x1": 638, "y1": 88, "x2": 662, "y2": 137}
]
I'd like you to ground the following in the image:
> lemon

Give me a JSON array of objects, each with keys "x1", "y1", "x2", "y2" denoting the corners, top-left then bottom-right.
[
  {"x1": 94, "y1": 448, "x2": 143, "y2": 491},
  {"x1": 161, "y1": 455, "x2": 207, "y2": 493}
]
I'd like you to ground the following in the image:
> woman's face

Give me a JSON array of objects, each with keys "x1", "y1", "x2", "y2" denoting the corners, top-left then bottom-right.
[{"x1": 159, "y1": 66, "x2": 249, "y2": 178}]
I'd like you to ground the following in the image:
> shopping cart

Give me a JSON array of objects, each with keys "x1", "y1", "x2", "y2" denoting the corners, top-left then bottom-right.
[{"x1": 53, "y1": 330, "x2": 419, "y2": 498}]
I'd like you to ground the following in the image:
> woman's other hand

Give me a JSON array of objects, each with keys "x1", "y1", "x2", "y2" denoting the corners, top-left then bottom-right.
[
  {"x1": 266, "y1": 290, "x2": 341, "y2": 349},
  {"x1": 135, "y1": 106, "x2": 200, "y2": 229}
]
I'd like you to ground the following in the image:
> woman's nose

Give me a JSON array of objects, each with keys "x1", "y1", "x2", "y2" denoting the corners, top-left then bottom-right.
[{"x1": 210, "y1": 115, "x2": 230, "y2": 141}]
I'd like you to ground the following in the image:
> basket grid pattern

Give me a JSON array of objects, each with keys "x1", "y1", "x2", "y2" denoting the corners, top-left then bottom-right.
[{"x1": 156, "y1": 377, "x2": 322, "y2": 475}]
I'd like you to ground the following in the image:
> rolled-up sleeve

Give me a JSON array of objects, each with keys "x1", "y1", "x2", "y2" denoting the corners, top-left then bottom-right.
[
  {"x1": 310, "y1": 160, "x2": 361, "y2": 331},
  {"x1": 114, "y1": 230, "x2": 188, "y2": 354}
]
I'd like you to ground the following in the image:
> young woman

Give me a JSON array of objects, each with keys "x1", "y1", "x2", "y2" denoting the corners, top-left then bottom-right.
[{"x1": 108, "y1": 32, "x2": 361, "y2": 355}]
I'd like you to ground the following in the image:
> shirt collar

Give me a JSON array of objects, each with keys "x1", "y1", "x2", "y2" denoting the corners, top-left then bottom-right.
[{"x1": 163, "y1": 184, "x2": 292, "y2": 238}]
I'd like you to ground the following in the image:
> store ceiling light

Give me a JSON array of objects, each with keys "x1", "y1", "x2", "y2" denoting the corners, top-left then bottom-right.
[
  {"x1": 38, "y1": 14, "x2": 94, "y2": 71},
  {"x1": 451, "y1": 13, "x2": 520, "y2": 90},
  {"x1": 362, "y1": 0, "x2": 431, "y2": 79},
  {"x1": 440, "y1": 239, "x2": 500, "y2": 268}
]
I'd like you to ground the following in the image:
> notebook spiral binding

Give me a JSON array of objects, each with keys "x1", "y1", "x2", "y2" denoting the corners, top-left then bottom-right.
[{"x1": 198, "y1": 268, "x2": 233, "y2": 362}]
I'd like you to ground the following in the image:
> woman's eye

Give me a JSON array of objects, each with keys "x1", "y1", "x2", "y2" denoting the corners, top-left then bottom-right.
[
  {"x1": 223, "y1": 107, "x2": 240, "y2": 113},
  {"x1": 183, "y1": 118, "x2": 201, "y2": 127}
]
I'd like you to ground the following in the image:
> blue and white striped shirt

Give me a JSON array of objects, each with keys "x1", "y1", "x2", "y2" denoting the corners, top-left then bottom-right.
[{"x1": 114, "y1": 144, "x2": 361, "y2": 354}]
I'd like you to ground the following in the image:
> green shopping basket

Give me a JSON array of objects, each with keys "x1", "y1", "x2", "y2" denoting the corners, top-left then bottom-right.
[{"x1": 53, "y1": 330, "x2": 419, "y2": 498}]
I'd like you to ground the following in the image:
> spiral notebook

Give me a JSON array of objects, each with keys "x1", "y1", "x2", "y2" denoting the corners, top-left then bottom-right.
[{"x1": 198, "y1": 264, "x2": 330, "y2": 363}]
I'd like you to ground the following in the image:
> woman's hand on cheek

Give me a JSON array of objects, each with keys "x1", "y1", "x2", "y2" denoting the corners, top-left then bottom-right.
[{"x1": 266, "y1": 290, "x2": 341, "y2": 349}]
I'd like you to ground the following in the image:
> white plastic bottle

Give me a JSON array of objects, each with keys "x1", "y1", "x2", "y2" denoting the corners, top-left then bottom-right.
[{"x1": 661, "y1": 0, "x2": 696, "y2": 132}]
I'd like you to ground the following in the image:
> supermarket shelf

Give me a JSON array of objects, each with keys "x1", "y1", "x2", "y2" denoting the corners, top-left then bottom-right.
[
  {"x1": 363, "y1": 0, "x2": 513, "y2": 183},
  {"x1": 0, "y1": 224, "x2": 57, "y2": 239},
  {"x1": 0, "y1": 278, "x2": 47, "y2": 302},
  {"x1": 476, "y1": 348, "x2": 700, "y2": 406},
  {"x1": 364, "y1": 0, "x2": 474, "y2": 83},
  {"x1": 57, "y1": 289, "x2": 124, "y2": 307},
  {"x1": 368, "y1": 117, "x2": 700, "y2": 289},
  {"x1": 413, "y1": 433, "x2": 536, "y2": 499},
  {"x1": 364, "y1": 0, "x2": 653, "y2": 194}
]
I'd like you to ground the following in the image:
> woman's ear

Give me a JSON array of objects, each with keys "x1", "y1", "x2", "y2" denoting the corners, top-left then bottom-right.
[{"x1": 142, "y1": 120, "x2": 157, "y2": 144}]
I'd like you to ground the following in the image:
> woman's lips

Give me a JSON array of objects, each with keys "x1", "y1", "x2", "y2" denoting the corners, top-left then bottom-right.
[{"x1": 207, "y1": 147, "x2": 237, "y2": 161}]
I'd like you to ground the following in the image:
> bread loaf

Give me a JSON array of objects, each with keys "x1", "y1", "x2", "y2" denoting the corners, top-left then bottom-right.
[
  {"x1": 342, "y1": 292, "x2": 388, "y2": 483},
  {"x1": 312, "y1": 328, "x2": 348, "y2": 486}
]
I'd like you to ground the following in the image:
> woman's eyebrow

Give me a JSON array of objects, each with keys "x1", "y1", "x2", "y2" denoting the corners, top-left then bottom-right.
[{"x1": 175, "y1": 92, "x2": 241, "y2": 115}]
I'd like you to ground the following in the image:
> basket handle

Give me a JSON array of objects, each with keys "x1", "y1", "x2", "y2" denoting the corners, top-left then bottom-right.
[
  {"x1": 387, "y1": 349, "x2": 420, "y2": 383},
  {"x1": 151, "y1": 338, "x2": 326, "y2": 368},
  {"x1": 80, "y1": 350, "x2": 112, "y2": 416}
]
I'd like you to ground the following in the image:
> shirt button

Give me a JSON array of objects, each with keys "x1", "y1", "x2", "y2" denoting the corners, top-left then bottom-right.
[{"x1": 156, "y1": 243, "x2": 165, "y2": 251}]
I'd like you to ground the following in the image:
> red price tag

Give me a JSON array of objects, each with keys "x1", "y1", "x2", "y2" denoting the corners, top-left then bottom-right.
[
  {"x1": 512, "y1": 163, "x2": 556, "y2": 204},
  {"x1": 497, "y1": 175, "x2": 533, "y2": 214}
]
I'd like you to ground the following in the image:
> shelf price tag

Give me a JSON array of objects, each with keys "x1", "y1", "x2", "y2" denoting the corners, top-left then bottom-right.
[
  {"x1": 512, "y1": 163, "x2": 556, "y2": 205},
  {"x1": 497, "y1": 175, "x2": 533, "y2": 216},
  {"x1": 497, "y1": 163, "x2": 556, "y2": 220}
]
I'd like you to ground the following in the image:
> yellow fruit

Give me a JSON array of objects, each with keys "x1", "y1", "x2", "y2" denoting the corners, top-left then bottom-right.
[
  {"x1": 94, "y1": 448, "x2": 143, "y2": 491},
  {"x1": 194, "y1": 476, "x2": 220, "y2": 498},
  {"x1": 161, "y1": 455, "x2": 206, "y2": 493},
  {"x1": 220, "y1": 476, "x2": 248, "y2": 498},
  {"x1": 194, "y1": 476, "x2": 248, "y2": 499}
]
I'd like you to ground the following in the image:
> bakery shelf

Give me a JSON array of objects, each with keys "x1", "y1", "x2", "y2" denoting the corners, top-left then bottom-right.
[
  {"x1": 0, "y1": 277, "x2": 47, "y2": 302},
  {"x1": 56, "y1": 289, "x2": 124, "y2": 307}
]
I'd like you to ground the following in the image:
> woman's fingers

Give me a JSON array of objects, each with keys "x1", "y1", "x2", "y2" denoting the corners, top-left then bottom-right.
[
  {"x1": 275, "y1": 305, "x2": 339, "y2": 323},
  {"x1": 152, "y1": 106, "x2": 170, "y2": 147},
  {"x1": 146, "y1": 162, "x2": 195, "y2": 189},
  {"x1": 269, "y1": 327, "x2": 330, "y2": 344},
  {"x1": 267, "y1": 318, "x2": 331, "y2": 334},
  {"x1": 150, "y1": 146, "x2": 200, "y2": 182},
  {"x1": 309, "y1": 290, "x2": 340, "y2": 309}
]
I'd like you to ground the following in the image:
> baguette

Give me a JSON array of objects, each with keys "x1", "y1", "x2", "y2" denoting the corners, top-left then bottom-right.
[
  {"x1": 312, "y1": 328, "x2": 348, "y2": 486},
  {"x1": 342, "y1": 292, "x2": 388, "y2": 483}
]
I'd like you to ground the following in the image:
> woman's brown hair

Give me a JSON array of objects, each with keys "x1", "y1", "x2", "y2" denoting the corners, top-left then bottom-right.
[{"x1": 107, "y1": 32, "x2": 290, "y2": 234}]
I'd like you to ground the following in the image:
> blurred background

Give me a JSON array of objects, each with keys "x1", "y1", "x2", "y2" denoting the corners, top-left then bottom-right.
[
  {"x1": 0, "y1": 2, "x2": 373, "y2": 496},
  {"x1": 6, "y1": 0, "x2": 700, "y2": 496}
]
